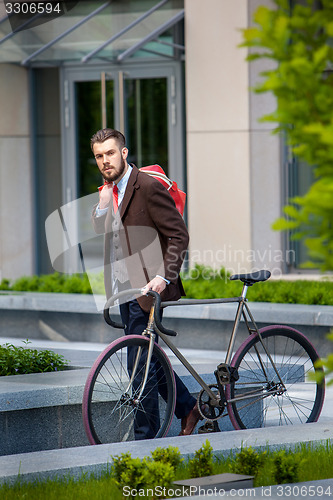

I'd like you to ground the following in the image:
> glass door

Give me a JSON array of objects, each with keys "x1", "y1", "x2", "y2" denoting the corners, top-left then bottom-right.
[
  {"x1": 60, "y1": 62, "x2": 185, "y2": 274},
  {"x1": 76, "y1": 75, "x2": 169, "y2": 196},
  {"x1": 124, "y1": 76, "x2": 168, "y2": 173},
  {"x1": 76, "y1": 76, "x2": 115, "y2": 198}
]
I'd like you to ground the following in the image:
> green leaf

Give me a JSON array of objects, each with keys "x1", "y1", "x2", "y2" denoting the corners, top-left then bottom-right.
[
  {"x1": 241, "y1": 27, "x2": 262, "y2": 44},
  {"x1": 253, "y1": 6, "x2": 272, "y2": 29},
  {"x1": 313, "y1": 44, "x2": 330, "y2": 67},
  {"x1": 326, "y1": 21, "x2": 333, "y2": 36}
]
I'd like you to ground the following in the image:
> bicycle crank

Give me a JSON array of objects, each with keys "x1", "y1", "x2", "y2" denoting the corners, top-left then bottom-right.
[{"x1": 198, "y1": 384, "x2": 226, "y2": 421}]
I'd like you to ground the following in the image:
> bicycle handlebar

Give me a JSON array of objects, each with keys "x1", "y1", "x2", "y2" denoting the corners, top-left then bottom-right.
[
  {"x1": 103, "y1": 288, "x2": 143, "y2": 329},
  {"x1": 103, "y1": 288, "x2": 177, "y2": 336},
  {"x1": 146, "y1": 290, "x2": 177, "y2": 337},
  {"x1": 103, "y1": 269, "x2": 272, "y2": 333}
]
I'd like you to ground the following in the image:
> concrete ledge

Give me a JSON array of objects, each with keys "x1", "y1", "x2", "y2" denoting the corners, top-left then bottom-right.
[
  {"x1": 0, "y1": 369, "x2": 89, "y2": 411},
  {"x1": 0, "y1": 422, "x2": 332, "y2": 485},
  {"x1": 0, "y1": 368, "x2": 234, "y2": 455},
  {"x1": 0, "y1": 292, "x2": 332, "y2": 327},
  {"x1": 0, "y1": 292, "x2": 332, "y2": 361},
  {"x1": 0, "y1": 292, "x2": 105, "y2": 314}
]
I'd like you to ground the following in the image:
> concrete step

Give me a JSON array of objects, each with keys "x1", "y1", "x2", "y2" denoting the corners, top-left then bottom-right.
[
  {"x1": 0, "y1": 338, "x2": 227, "y2": 455},
  {"x1": 1, "y1": 338, "x2": 332, "y2": 489},
  {"x1": 0, "y1": 422, "x2": 332, "y2": 486},
  {"x1": 1, "y1": 336, "x2": 332, "y2": 457}
]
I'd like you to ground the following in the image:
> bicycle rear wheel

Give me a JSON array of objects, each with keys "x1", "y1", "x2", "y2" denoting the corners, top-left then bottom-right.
[
  {"x1": 226, "y1": 326, "x2": 325, "y2": 429},
  {"x1": 82, "y1": 335, "x2": 176, "y2": 444}
]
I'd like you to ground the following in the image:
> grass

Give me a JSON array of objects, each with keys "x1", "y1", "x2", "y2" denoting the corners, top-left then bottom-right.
[
  {"x1": 1, "y1": 441, "x2": 333, "y2": 499},
  {"x1": 0, "y1": 474, "x2": 122, "y2": 500},
  {"x1": 193, "y1": 442, "x2": 333, "y2": 488}
]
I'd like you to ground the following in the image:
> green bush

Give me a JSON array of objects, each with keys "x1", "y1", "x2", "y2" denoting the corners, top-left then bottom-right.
[
  {"x1": 150, "y1": 446, "x2": 183, "y2": 469},
  {"x1": 1, "y1": 266, "x2": 332, "y2": 305},
  {"x1": 144, "y1": 461, "x2": 175, "y2": 498},
  {"x1": 0, "y1": 272, "x2": 95, "y2": 295},
  {"x1": 230, "y1": 446, "x2": 266, "y2": 478},
  {"x1": 113, "y1": 454, "x2": 147, "y2": 493},
  {"x1": 111, "y1": 449, "x2": 176, "y2": 499},
  {"x1": 111, "y1": 452, "x2": 133, "y2": 485},
  {"x1": 182, "y1": 265, "x2": 333, "y2": 305},
  {"x1": 0, "y1": 340, "x2": 68, "y2": 376},
  {"x1": 273, "y1": 450, "x2": 303, "y2": 485},
  {"x1": 188, "y1": 439, "x2": 214, "y2": 478}
]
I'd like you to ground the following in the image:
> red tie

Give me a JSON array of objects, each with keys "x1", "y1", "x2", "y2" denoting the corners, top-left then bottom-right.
[{"x1": 113, "y1": 183, "x2": 119, "y2": 213}]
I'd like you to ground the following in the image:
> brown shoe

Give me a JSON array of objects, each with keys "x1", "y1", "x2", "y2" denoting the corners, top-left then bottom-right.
[{"x1": 179, "y1": 403, "x2": 204, "y2": 436}]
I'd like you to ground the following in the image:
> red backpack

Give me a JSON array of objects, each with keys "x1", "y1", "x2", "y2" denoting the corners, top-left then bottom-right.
[
  {"x1": 99, "y1": 164, "x2": 186, "y2": 216},
  {"x1": 140, "y1": 165, "x2": 186, "y2": 216}
]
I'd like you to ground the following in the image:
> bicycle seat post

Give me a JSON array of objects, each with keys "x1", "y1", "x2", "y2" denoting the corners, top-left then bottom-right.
[
  {"x1": 224, "y1": 283, "x2": 248, "y2": 365},
  {"x1": 241, "y1": 283, "x2": 249, "y2": 300}
]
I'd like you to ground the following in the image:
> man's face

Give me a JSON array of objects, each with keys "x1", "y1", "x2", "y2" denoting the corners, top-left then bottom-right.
[{"x1": 93, "y1": 138, "x2": 128, "y2": 184}]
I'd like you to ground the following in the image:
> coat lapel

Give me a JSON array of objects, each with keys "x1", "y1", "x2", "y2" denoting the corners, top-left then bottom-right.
[{"x1": 119, "y1": 164, "x2": 139, "y2": 219}]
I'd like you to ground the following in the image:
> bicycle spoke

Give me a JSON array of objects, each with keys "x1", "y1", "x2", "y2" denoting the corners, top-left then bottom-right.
[
  {"x1": 83, "y1": 336, "x2": 176, "y2": 444},
  {"x1": 228, "y1": 327, "x2": 324, "y2": 430}
]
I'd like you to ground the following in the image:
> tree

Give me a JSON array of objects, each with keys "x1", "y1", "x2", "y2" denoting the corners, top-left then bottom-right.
[{"x1": 241, "y1": 0, "x2": 333, "y2": 271}]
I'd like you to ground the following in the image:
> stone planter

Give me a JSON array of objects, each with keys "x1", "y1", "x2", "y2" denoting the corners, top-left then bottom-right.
[{"x1": 174, "y1": 473, "x2": 254, "y2": 496}]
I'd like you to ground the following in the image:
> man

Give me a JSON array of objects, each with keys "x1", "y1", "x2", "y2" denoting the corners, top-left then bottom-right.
[{"x1": 91, "y1": 128, "x2": 203, "y2": 438}]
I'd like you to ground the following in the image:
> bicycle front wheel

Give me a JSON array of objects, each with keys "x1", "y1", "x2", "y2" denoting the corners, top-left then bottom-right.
[
  {"x1": 226, "y1": 326, "x2": 325, "y2": 430},
  {"x1": 82, "y1": 335, "x2": 176, "y2": 444}
]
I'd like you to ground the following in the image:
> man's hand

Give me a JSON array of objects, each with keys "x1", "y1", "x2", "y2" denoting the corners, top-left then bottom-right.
[
  {"x1": 142, "y1": 276, "x2": 167, "y2": 295},
  {"x1": 99, "y1": 183, "x2": 112, "y2": 209}
]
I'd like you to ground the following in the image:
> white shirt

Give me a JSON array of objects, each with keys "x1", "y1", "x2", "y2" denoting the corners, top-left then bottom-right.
[
  {"x1": 95, "y1": 164, "x2": 169, "y2": 286},
  {"x1": 95, "y1": 165, "x2": 133, "y2": 217}
]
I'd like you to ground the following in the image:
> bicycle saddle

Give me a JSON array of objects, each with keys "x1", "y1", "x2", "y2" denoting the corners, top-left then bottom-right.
[{"x1": 229, "y1": 269, "x2": 271, "y2": 286}]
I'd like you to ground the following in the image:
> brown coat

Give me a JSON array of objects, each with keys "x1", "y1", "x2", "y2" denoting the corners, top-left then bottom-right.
[{"x1": 92, "y1": 165, "x2": 189, "y2": 312}]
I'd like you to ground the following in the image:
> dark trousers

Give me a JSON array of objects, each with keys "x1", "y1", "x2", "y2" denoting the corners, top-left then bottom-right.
[{"x1": 120, "y1": 299, "x2": 196, "y2": 439}]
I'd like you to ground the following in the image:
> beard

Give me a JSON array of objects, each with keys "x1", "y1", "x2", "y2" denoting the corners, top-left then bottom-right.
[{"x1": 101, "y1": 156, "x2": 126, "y2": 183}]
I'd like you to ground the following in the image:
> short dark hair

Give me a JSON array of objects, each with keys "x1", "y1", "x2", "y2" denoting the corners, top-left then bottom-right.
[{"x1": 90, "y1": 128, "x2": 126, "y2": 152}]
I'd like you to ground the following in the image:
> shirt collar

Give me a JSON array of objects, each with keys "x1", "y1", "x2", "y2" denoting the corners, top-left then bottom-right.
[{"x1": 116, "y1": 164, "x2": 132, "y2": 194}]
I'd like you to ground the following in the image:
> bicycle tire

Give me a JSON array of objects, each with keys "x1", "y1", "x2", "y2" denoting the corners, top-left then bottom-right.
[
  {"x1": 226, "y1": 325, "x2": 325, "y2": 430},
  {"x1": 82, "y1": 335, "x2": 176, "y2": 444}
]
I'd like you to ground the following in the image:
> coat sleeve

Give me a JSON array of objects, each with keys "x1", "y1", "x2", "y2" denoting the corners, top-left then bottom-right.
[
  {"x1": 146, "y1": 181, "x2": 189, "y2": 284},
  {"x1": 91, "y1": 204, "x2": 108, "y2": 234}
]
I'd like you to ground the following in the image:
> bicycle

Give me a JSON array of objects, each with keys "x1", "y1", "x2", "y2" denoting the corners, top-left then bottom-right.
[{"x1": 82, "y1": 269, "x2": 325, "y2": 445}]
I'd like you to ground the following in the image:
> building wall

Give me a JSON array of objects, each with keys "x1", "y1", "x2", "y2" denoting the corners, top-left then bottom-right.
[
  {"x1": 0, "y1": 64, "x2": 34, "y2": 281},
  {"x1": 0, "y1": 0, "x2": 286, "y2": 282},
  {"x1": 34, "y1": 68, "x2": 62, "y2": 274},
  {"x1": 248, "y1": 0, "x2": 285, "y2": 276},
  {"x1": 185, "y1": 0, "x2": 284, "y2": 276}
]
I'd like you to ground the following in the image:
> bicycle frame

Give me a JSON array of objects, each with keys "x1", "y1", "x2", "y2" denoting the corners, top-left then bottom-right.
[
  {"x1": 103, "y1": 282, "x2": 286, "y2": 410},
  {"x1": 142, "y1": 283, "x2": 286, "y2": 406},
  {"x1": 84, "y1": 270, "x2": 324, "y2": 444}
]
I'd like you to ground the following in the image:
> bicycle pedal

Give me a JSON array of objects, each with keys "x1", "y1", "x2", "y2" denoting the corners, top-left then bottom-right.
[{"x1": 198, "y1": 421, "x2": 220, "y2": 434}]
